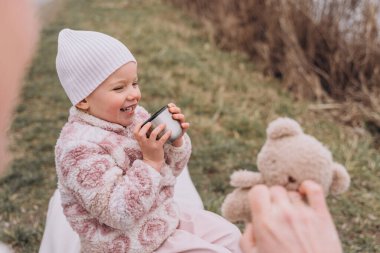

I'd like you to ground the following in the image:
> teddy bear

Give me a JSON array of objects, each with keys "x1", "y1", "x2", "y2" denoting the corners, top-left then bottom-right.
[{"x1": 221, "y1": 117, "x2": 350, "y2": 223}]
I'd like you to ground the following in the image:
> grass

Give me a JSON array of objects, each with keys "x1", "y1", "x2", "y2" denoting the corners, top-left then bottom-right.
[{"x1": 0, "y1": 0, "x2": 379, "y2": 252}]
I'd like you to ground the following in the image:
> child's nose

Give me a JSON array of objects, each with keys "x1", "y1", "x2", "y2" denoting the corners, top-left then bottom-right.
[{"x1": 126, "y1": 86, "x2": 140, "y2": 100}]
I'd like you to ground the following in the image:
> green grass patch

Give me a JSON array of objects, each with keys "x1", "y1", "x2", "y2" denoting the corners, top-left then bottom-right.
[{"x1": 0, "y1": 0, "x2": 379, "y2": 252}]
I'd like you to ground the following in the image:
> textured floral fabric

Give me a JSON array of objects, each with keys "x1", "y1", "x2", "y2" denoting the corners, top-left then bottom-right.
[{"x1": 55, "y1": 106, "x2": 191, "y2": 253}]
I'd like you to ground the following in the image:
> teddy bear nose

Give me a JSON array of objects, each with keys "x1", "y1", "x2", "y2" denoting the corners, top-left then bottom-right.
[{"x1": 288, "y1": 176, "x2": 297, "y2": 183}]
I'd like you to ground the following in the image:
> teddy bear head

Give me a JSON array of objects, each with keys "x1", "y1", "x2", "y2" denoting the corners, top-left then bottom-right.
[
  {"x1": 221, "y1": 117, "x2": 350, "y2": 223},
  {"x1": 257, "y1": 117, "x2": 350, "y2": 194}
]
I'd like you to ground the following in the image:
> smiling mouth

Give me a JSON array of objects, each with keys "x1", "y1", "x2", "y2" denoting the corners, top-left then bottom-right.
[{"x1": 120, "y1": 104, "x2": 136, "y2": 112}]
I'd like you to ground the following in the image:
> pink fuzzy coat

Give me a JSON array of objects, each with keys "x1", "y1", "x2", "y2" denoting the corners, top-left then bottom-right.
[{"x1": 55, "y1": 106, "x2": 191, "y2": 253}]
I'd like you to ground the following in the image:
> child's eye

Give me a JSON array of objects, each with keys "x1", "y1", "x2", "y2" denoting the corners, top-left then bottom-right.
[
  {"x1": 132, "y1": 82, "x2": 139, "y2": 87},
  {"x1": 113, "y1": 86, "x2": 124, "y2": 91}
]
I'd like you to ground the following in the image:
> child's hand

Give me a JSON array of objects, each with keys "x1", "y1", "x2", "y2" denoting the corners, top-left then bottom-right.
[
  {"x1": 134, "y1": 122, "x2": 171, "y2": 172},
  {"x1": 167, "y1": 103, "x2": 190, "y2": 147}
]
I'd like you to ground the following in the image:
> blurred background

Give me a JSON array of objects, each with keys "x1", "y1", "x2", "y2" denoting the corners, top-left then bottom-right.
[
  {"x1": 170, "y1": 0, "x2": 380, "y2": 142},
  {"x1": 0, "y1": 0, "x2": 379, "y2": 252}
]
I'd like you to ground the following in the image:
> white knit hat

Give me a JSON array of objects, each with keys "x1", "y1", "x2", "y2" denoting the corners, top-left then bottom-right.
[{"x1": 56, "y1": 29, "x2": 136, "y2": 105}]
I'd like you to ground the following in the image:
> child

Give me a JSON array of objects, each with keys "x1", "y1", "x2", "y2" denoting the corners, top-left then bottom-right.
[{"x1": 55, "y1": 29, "x2": 241, "y2": 253}]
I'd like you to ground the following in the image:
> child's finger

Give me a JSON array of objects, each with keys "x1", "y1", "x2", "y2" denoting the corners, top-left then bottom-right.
[
  {"x1": 135, "y1": 122, "x2": 151, "y2": 139},
  {"x1": 134, "y1": 122, "x2": 143, "y2": 134},
  {"x1": 168, "y1": 106, "x2": 181, "y2": 114},
  {"x1": 167, "y1": 102, "x2": 176, "y2": 108},
  {"x1": 158, "y1": 130, "x2": 171, "y2": 144},
  {"x1": 172, "y1": 113, "x2": 185, "y2": 122},
  {"x1": 149, "y1": 123, "x2": 166, "y2": 140},
  {"x1": 181, "y1": 122, "x2": 190, "y2": 131}
]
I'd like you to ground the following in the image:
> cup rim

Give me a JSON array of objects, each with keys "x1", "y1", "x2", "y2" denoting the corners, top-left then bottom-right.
[{"x1": 141, "y1": 105, "x2": 168, "y2": 127}]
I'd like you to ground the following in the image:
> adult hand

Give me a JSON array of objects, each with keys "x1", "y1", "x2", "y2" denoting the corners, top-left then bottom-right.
[
  {"x1": 0, "y1": 0, "x2": 39, "y2": 174},
  {"x1": 240, "y1": 180, "x2": 343, "y2": 253},
  {"x1": 167, "y1": 103, "x2": 189, "y2": 147},
  {"x1": 134, "y1": 122, "x2": 171, "y2": 172}
]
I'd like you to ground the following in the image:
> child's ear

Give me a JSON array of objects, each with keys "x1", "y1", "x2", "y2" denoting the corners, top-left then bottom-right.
[{"x1": 76, "y1": 99, "x2": 89, "y2": 110}]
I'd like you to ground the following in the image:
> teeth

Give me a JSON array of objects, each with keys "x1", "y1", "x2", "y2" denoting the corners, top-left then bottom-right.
[{"x1": 121, "y1": 105, "x2": 134, "y2": 112}]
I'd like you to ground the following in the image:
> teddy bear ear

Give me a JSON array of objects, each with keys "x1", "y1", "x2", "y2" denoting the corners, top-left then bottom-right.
[
  {"x1": 330, "y1": 162, "x2": 350, "y2": 195},
  {"x1": 267, "y1": 117, "x2": 303, "y2": 140},
  {"x1": 230, "y1": 170, "x2": 263, "y2": 188}
]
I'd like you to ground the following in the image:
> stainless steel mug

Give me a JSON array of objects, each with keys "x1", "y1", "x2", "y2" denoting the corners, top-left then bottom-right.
[{"x1": 142, "y1": 105, "x2": 182, "y2": 143}]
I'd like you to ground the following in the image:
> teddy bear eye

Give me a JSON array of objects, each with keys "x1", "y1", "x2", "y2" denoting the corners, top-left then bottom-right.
[{"x1": 288, "y1": 176, "x2": 296, "y2": 183}]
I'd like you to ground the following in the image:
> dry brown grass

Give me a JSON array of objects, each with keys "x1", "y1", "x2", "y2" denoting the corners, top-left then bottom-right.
[
  {"x1": 1, "y1": 0, "x2": 379, "y2": 252},
  {"x1": 168, "y1": 0, "x2": 380, "y2": 144}
]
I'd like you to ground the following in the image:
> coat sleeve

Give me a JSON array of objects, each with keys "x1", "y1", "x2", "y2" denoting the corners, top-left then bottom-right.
[
  {"x1": 164, "y1": 133, "x2": 192, "y2": 177},
  {"x1": 57, "y1": 140, "x2": 164, "y2": 231}
]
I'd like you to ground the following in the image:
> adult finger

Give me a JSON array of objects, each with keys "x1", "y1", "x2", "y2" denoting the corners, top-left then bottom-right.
[
  {"x1": 299, "y1": 180, "x2": 329, "y2": 216},
  {"x1": 288, "y1": 191, "x2": 305, "y2": 206},
  {"x1": 270, "y1": 186, "x2": 291, "y2": 206},
  {"x1": 240, "y1": 223, "x2": 258, "y2": 253},
  {"x1": 249, "y1": 185, "x2": 271, "y2": 216}
]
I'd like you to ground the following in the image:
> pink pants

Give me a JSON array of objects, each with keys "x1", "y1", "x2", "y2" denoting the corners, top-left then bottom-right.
[{"x1": 155, "y1": 208, "x2": 242, "y2": 253}]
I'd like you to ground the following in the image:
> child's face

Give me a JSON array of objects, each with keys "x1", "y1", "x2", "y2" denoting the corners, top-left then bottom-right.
[{"x1": 80, "y1": 62, "x2": 141, "y2": 127}]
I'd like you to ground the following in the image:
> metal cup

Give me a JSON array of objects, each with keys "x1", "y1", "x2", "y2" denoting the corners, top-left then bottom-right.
[{"x1": 142, "y1": 105, "x2": 182, "y2": 143}]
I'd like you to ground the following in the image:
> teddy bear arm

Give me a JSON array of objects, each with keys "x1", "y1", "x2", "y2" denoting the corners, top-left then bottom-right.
[
  {"x1": 330, "y1": 163, "x2": 350, "y2": 195},
  {"x1": 230, "y1": 170, "x2": 263, "y2": 188},
  {"x1": 221, "y1": 189, "x2": 252, "y2": 223}
]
